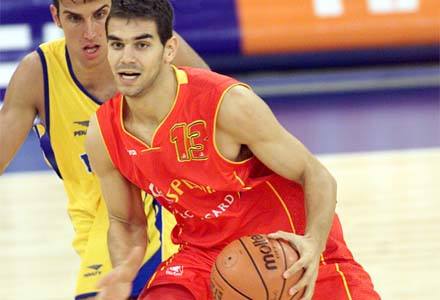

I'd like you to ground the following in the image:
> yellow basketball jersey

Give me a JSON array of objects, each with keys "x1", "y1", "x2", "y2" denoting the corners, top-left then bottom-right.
[{"x1": 34, "y1": 38, "x2": 177, "y2": 264}]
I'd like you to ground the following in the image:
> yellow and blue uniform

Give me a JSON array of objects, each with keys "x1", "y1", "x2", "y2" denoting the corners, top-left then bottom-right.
[{"x1": 34, "y1": 38, "x2": 177, "y2": 299}]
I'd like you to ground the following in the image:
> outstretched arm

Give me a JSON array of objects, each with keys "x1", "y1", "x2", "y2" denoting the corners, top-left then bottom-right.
[
  {"x1": 86, "y1": 114, "x2": 147, "y2": 299},
  {"x1": 172, "y1": 31, "x2": 210, "y2": 69},
  {"x1": 218, "y1": 86, "x2": 337, "y2": 300}
]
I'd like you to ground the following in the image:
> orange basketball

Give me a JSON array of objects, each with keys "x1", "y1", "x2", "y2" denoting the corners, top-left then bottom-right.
[{"x1": 211, "y1": 234, "x2": 304, "y2": 300}]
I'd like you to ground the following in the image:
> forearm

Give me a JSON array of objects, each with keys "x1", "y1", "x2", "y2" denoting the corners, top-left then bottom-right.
[
  {"x1": 108, "y1": 217, "x2": 147, "y2": 268},
  {"x1": 0, "y1": 110, "x2": 35, "y2": 175},
  {"x1": 173, "y1": 31, "x2": 210, "y2": 69},
  {"x1": 303, "y1": 166, "x2": 337, "y2": 252},
  {"x1": 0, "y1": 128, "x2": 23, "y2": 175}
]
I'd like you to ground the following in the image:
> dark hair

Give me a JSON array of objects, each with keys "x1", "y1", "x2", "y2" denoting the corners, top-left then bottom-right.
[
  {"x1": 106, "y1": 0, "x2": 174, "y2": 45},
  {"x1": 52, "y1": 0, "x2": 89, "y2": 12},
  {"x1": 53, "y1": 0, "x2": 59, "y2": 10}
]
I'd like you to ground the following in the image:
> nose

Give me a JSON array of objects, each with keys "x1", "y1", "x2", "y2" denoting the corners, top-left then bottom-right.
[
  {"x1": 83, "y1": 19, "x2": 97, "y2": 40},
  {"x1": 120, "y1": 46, "x2": 136, "y2": 64}
]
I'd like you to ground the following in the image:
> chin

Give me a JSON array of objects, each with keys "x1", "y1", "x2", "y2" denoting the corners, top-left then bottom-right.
[
  {"x1": 119, "y1": 87, "x2": 142, "y2": 98},
  {"x1": 83, "y1": 55, "x2": 105, "y2": 67}
]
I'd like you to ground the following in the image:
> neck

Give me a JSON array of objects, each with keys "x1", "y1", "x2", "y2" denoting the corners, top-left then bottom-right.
[
  {"x1": 69, "y1": 53, "x2": 116, "y2": 95},
  {"x1": 125, "y1": 65, "x2": 178, "y2": 125}
]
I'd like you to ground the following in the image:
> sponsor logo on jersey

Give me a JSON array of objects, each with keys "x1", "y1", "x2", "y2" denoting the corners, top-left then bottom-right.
[
  {"x1": 127, "y1": 149, "x2": 137, "y2": 156},
  {"x1": 84, "y1": 264, "x2": 103, "y2": 277},
  {"x1": 149, "y1": 183, "x2": 235, "y2": 220},
  {"x1": 73, "y1": 120, "x2": 90, "y2": 137},
  {"x1": 166, "y1": 265, "x2": 184, "y2": 276},
  {"x1": 203, "y1": 194, "x2": 235, "y2": 219}
]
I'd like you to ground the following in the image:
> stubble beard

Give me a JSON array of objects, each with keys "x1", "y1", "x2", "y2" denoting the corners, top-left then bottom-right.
[{"x1": 119, "y1": 64, "x2": 163, "y2": 99}]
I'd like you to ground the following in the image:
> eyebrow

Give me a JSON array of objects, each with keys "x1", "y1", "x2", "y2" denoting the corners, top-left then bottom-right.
[
  {"x1": 93, "y1": 4, "x2": 110, "y2": 14},
  {"x1": 107, "y1": 33, "x2": 154, "y2": 41},
  {"x1": 62, "y1": 4, "x2": 109, "y2": 16}
]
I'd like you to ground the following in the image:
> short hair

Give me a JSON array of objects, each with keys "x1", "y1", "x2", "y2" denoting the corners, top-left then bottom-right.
[
  {"x1": 52, "y1": 0, "x2": 89, "y2": 12},
  {"x1": 106, "y1": 0, "x2": 174, "y2": 45}
]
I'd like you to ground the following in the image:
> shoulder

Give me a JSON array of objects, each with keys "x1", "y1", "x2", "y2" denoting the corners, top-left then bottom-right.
[
  {"x1": 5, "y1": 51, "x2": 44, "y2": 109},
  {"x1": 14, "y1": 51, "x2": 44, "y2": 84},
  {"x1": 92, "y1": 93, "x2": 123, "y2": 153},
  {"x1": 16, "y1": 39, "x2": 65, "y2": 77},
  {"x1": 86, "y1": 113, "x2": 105, "y2": 154},
  {"x1": 86, "y1": 114, "x2": 101, "y2": 153},
  {"x1": 9, "y1": 50, "x2": 45, "y2": 96},
  {"x1": 217, "y1": 85, "x2": 275, "y2": 143},
  {"x1": 87, "y1": 113, "x2": 100, "y2": 139},
  {"x1": 219, "y1": 84, "x2": 265, "y2": 124},
  {"x1": 181, "y1": 67, "x2": 237, "y2": 90},
  {"x1": 86, "y1": 113, "x2": 115, "y2": 174}
]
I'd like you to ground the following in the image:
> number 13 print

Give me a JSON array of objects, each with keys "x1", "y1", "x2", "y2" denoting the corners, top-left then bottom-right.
[{"x1": 170, "y1": 120, "x2": 208, "y2": 162}]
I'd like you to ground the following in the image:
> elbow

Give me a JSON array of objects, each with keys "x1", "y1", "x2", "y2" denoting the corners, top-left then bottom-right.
[
  {"x1": 312, "y1": 158, "x2": 337, "y2": 190},
  {"x1": 323, "y1": 167, "x2": 337, "y2": 204},
  {"x1": 306, "y1": 161, "x2": 337, "y2": 200},
  {"x1": 326, "y1": 169, "x2": 337, "y2": 191}
]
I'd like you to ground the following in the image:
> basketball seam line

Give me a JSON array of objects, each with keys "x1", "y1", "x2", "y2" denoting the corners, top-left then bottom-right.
[
  {"x1": 214, "y1": 262, "x2": 252, "y2": 299},
  {"x1": 277, "y1": 239, "x2": 288, "y2": 300},
  {"x1": 239, "y1": 238, "x2": 270, "y2": 300}
]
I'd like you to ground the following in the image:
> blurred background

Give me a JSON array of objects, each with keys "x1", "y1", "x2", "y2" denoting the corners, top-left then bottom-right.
[{"x1": 1, "y1": 0, "x2": 439, "y2": 299}]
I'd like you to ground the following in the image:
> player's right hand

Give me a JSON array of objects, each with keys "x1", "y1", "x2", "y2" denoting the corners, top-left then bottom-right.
[
  {"x1": 96, "y1": 246, "x2": 145, "y2": 300},
  {"x1": 268, "y1": 231, "x2": 321, "y2": 300}
]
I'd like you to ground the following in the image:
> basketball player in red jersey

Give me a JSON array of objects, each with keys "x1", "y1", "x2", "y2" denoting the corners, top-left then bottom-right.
[{"x1": 86, "y1": 1, "x2": 380, "y2": 299}]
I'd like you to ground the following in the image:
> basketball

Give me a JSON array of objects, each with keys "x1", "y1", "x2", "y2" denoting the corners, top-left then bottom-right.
[{"x1": 211, "y1": 234, "x2": 304, "y2": 300}]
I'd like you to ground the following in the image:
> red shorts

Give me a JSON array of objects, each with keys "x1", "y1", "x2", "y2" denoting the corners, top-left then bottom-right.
[
  {"x1": 313, "y1": 261, "x2": 380, "y2": 300},
  {"x1": 138, "y1": 244, "x2": 380, "y2": 300},
  {"x1": 139, "y1": 245, "x2": 220, "y2": 299}
]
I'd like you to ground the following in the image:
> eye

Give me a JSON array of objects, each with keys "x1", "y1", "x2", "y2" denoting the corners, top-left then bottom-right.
[
  {"x1": 94, "y1": 9, "x2": 108, "y2": 20},
  {"x1": 110, "y1": 42, "x2": 124, "y2": 50},
  {"x1": 67, "y1": 14, "x2": 82, "y2": 23},
  {"x1": 136, "y1": 42, "x2": 150, "y2": 49}
]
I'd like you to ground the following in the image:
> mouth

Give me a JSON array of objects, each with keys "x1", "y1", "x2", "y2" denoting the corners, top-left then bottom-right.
[
  {"x1": 83, "y1": 44, "x2": 100, "y2": 55},
  {"x1": 117, "y1": 71, "x2": 141, "y2": 82}
]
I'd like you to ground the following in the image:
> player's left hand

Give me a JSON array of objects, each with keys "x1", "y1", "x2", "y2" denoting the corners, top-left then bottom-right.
[
  {"x1": 96, "y1": 246, "x2": 144, "y2": 300},
  {"x1": 268, "y1": 231, "x2": 321, "y2": 300}
]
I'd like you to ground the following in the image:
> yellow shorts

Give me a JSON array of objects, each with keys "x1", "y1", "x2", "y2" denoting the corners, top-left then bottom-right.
[{"x1": 72, "y1": 194, "x2": 178, "y2": 299}]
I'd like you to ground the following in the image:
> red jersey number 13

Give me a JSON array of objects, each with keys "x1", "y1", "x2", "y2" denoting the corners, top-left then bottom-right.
[{"x1": 170, "y1": 120, "x2": 208, "y2": 162}]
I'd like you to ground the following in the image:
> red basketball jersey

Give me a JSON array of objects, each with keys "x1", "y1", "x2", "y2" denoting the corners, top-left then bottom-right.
[{"x1": 97, "y1": 66, "x2": 352, "y2": 261}]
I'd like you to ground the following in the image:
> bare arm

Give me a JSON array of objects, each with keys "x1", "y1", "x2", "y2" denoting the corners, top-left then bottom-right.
[
  {"x1": 86, "y1": 114, "x2": 146, "y2": 299},
  {"x1": 0, "y1": 52, "x2": 42, "y2": 174},
  {"x1": 86, "y1": 114, "x2": 147, "y2": 268},
  {"x1": 217, "y1": 86, "x2": 337, "y2": 299},
  {"x1": 172, "y1": 31, "x2": 210, "y2": 69},
  {"x1": 219, "y1": 86, "x2": 336, "y2": 249}
]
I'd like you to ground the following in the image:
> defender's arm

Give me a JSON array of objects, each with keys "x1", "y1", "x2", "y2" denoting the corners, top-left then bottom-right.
[
  {"x1": 0, "y1": 52, "x2": 43, "y2": 174},
  {"x1": 172, "y1": 31, "x2": 210, "y2": 69}
]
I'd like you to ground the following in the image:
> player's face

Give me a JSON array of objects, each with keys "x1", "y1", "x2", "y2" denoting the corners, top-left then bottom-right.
[
  {"x1": 50, "y1": 0, "x2": 111, "y2": 67},
  {"x1": 107, "y1": 18, "x2": 176, "y2": 98}
]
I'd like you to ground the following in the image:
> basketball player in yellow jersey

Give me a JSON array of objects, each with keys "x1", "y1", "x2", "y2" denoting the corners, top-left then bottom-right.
[{"x1": 0, "y1": 0, "x2": 208, "y2": 299}]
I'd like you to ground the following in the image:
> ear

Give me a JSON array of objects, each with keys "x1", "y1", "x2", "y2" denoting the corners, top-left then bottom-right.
[
  {"x1": 163, "y1": 35, "x2": 178, "y2": 64},
  {"x1": 50, "y1": 4, "x2": 62, "y2": 28}
]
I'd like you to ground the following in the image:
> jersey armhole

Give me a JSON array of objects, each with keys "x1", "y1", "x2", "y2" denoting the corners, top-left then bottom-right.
[{"x1": 35, "y1": 47, "x2": 63, "y2": 179}]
